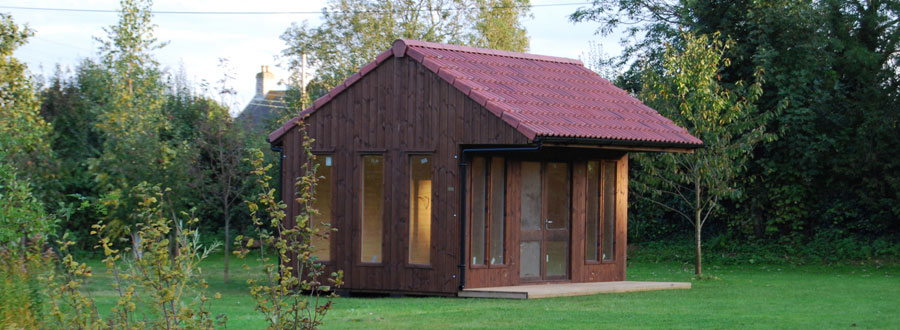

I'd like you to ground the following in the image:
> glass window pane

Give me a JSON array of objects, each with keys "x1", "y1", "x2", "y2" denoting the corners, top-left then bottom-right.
[
  {"x1": 489, "y1": 157, "x2": 505, "y2": 265},
  {"x1": 545, "y1": 162, "x2": 569, "y2": 229},
  {"x1": 470, "y1": 157, "x2": 486, "y2": 265},
  {"x1": 520, "y1": 162, "x2": 542, "y2": 231},
  {"x1": 585, "y1": 161, "x2": 599, "y2": 261},
  {"x1": 546, "y1": 240, "x2": 567, "y2": 277},
  {"x1": 409, "y1": 155, "x2": 432, "y2": 265},
  {"x1": 361, "y1": 155, "x2": 383, "y2": 263},
  {"x1": 312, "y1": 155, "x2": 333, "y2": 261},
  {"x1": 519, "y1": 241, "x2": 541, "y2": 278},
  {"x1": 602, "y1": 161, "x2": 616, "y2": 261}
]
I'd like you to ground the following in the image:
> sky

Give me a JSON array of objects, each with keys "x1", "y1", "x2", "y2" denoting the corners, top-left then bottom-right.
[{"x1": 6, "y1": 0, "x2": 622, "y2": 116}]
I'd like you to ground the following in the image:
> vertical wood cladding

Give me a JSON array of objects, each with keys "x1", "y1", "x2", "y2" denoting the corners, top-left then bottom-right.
[
  {"x1": 280, "y1": 55, "x2": 630, "y2": 295},
  {"x1": 281, "y1": 56, "x2": 527, "y2": 294}
]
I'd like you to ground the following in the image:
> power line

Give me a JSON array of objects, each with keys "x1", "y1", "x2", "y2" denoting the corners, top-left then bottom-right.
[
  {"x1": 0, "y1": 2, "x2": 590, "y2": 15},
  {"x1": 31, "y1": 36, "x2": 95, "y2": 53}
]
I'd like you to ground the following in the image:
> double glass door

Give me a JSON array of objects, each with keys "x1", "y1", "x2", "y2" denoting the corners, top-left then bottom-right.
[{"x1": 520, "y1": 161, "x2": 570, "y2": 282}]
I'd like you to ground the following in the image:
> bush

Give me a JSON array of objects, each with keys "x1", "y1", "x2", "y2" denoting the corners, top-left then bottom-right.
[
  {"x1": 629, "y1": 233, "x2": 900, "y2": 266},
  {"x1": 0, "y1": 161, "x2": 56, "y2": 329},
  {"x1": 236, "y1": 134, "x2": 342, "y2": 329},
  {"x1": 45, "y1": 183, "x2": 224, "y2": 329},
  {"x1": 0, "y1": 248, "x2": 52, "y2": 329}
]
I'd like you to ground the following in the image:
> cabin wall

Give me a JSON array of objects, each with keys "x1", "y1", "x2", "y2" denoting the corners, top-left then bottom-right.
[
  {"x1": 572, "y1": 155, "x2": 628, "y2": 282},
  {"x1": 280, "y1": 55, "x2": 528, "y2": 295},
  {"x1": 465, "y1": 154, "x2": 628, "y2": 289}
]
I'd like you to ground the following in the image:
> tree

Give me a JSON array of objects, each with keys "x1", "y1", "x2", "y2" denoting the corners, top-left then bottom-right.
[
  {"x1": 0, "y1": 13, "x2": 54, "y2": 185},
  {"x1": 280, "y1": 0, "x2": 531, "y2": 110},
  {"x1": 634, "y1": 32, "x2": 772, "y2": 276},
  {"x1": 0, "y1": 12, "x2": 56, "y2": 245},
  {"x1": 572, "y1": 0, "x2": 900, "y2": 248},
  {"x1": 0, "y1": 14, "x2": 57, "y2": 327},
  {"x1": 195, "y1": 101, "x2": 248, "y2": 285},
  {"x1": 469, "y1": 0, "x2": 531, "y2": 51},
  {"x1": 88, "y1": 0, "x2": 172, "y2": 236}
]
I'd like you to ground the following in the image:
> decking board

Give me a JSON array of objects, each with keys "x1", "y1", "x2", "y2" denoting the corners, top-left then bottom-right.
[{"x1": 459, "y1": 281, "x2": 691, "y2": 299}]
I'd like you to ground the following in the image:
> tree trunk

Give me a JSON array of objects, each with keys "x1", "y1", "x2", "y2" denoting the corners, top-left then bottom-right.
[
  {"x1": 224, "y1": 205, "x2": 230, "y2": 285},
  {"x1": 694, "y1": 176, "x2": 702, "y2": 276}
]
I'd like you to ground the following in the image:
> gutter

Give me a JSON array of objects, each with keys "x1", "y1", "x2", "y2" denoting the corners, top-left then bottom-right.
[
  {"x1": 537, "y1": 136, "x2": 704, "y2": 149},
  {"x1": 457, "y1": 142, "x2": 543, "y2": 291}
]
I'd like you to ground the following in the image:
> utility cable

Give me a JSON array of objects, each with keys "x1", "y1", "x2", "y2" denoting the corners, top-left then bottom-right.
[{"x1": 0, "y1": 2, "x2": 591, "y2": 15}]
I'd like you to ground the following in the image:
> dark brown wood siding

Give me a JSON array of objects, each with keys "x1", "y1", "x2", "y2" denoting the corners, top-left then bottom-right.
[{"x1": 279, "y1": 55, "x2": 528, "y2": 294}]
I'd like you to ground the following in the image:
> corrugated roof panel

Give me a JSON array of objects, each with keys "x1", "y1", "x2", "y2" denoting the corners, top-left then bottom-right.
[{"x1": 270, "y1": 39, "x2": 702, "y2": 147}]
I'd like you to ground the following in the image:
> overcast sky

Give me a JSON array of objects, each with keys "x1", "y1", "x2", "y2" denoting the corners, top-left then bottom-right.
[{"x1": 6, "y1": 0, "x2": 622, "y2": 115}]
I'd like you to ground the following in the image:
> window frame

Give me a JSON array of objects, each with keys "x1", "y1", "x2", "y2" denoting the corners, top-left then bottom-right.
[
  {"x1": 310, "y1": 153, "x2": 335, "y2": 264},
  {"x1": 358, "y1": 152, "x2": 386, "y2": 266},
  {"x1": 584, "y1": 159, "x2": 618, "y2": 265},
  {"x1": 600, "y1": 160, "x2": 617, "y2": 263},
  {"x1": 468, "y1": 156, "x2": 508, "y2": 269},
  {"x1": 585, "y1": 160, "x2": 601, "y2": 264},
  {"x1": 407, "y1": 153, "x2": 434, "y2": 267}
]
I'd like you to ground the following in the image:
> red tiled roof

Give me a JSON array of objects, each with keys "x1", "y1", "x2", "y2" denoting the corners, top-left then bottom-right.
[{"x1": 269, "y1": 39, "x2": 703, "y2": 148}]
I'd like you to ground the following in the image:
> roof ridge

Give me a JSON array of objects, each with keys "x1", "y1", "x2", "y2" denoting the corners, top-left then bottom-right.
[
  {"x1": 399, "y1": 39, "x2": 583, "y2": 65},
  {"x1": 428, "y1": 53, "x2": 589, "y2": 74}
]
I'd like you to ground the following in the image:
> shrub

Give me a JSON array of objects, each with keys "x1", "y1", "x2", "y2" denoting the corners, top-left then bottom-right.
[
  {"x1": 237, "y1": 127, "x2": 342, "y2": 329},
  {"x1": 0, "y1": 161, "x2": 55, "y2": 329},
  {"x1": 45, "y1": 183, "x2": 224, "y2": 329}
]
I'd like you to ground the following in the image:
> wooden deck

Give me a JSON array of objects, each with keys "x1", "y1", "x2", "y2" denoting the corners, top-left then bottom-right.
[{"x1": 458, "y1": 281, "x2": 691, "y2": 299}]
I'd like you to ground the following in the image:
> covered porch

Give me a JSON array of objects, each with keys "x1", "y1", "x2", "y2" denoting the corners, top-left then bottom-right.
[{"x1": 458, "y1": 281, "x2": 691, "y2": 299}]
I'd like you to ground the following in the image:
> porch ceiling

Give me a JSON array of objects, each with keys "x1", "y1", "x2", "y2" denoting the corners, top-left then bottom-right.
[{"x1": 458, "y1": 281, "x2": 691, "y2": 299}]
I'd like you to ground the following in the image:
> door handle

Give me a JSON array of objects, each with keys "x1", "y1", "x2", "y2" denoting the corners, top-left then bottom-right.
[{"x1": 545, "y1": 219, "x2": 553, "y2": 224}]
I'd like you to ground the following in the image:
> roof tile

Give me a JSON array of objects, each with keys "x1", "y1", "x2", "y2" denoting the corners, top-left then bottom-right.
[
  {"x1": 270, "y1": 39, "x2": 702, "y2": 147},
  {"x1": 359, "y1": 60, "x2": 377, "y2": 76},
  {"x1": 437, "y1": 69, "x2": 457, "y2": 85},
  {"x1": 485, "y1": 100, "x2": 505, "y2": 117},
  {"x1": 331, "y1": 82, "x2": 347, "y2": 97},
  {"x1": 453, "y1": 79, "x2": 474, "y2": 96},
  {"x1": 376, "y1": 49, "x2": 392, "y2": 64},
  {"x1": 343, "y1": 72, "x2": 362, "y2": 87},
  {"x1": 313, "y1": 93, "x2": 332, "y2": 110},
  {"x1": 406, "y1": 47, "x2": 426, "y2": 62}
]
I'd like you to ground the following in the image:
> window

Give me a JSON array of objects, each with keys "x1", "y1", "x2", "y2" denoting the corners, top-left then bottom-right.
[
  {"x1": 471, "y1": 158, "x2": 486, "y2": 265},
  {"x1": 601, "y1": 161, "x2": 616, "y2": 261},
  {"x1": 311, "y1": 155, "x2": 333, "y2": 261},
  {"x1": 470, "y1": 156, "x2": 506, "y2": 266},
  {"x1": 409, "y1": 155, "x2": 432, "y2": 265},
  {"x1": 489, "y1": 157, "x2": 505, "y2": 265},
  {"x1": 361, "y1": 155, "x2": 384, "y2": 263},
  {"x1": 586, "y1": 160, "x2": 617, "y2": 262},
  {"x1": 585, "y1": 161, "x2": 600, "y2": 261}
]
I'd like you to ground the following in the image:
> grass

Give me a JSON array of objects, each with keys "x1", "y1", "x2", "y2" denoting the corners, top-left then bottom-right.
[{"x1": 80, "y1": 251, "x2": 900, "y2": 329}]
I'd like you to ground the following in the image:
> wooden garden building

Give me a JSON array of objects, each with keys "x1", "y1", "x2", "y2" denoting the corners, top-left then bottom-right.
[{"x1": 268, "y1": 39, "x2": 702, "y2": 296}]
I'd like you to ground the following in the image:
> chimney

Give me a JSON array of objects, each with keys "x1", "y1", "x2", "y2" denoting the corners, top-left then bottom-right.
[{"x1": 255, "y1": 65, "x2": 275, "y2": 98}]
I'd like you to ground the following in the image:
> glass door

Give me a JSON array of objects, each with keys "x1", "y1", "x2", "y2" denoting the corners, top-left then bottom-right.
[
  {"x1": 520, "y1": 161, "x2": 570, "y2": 282},
  {"x1": 543, "y1": 162, "x2": 570, "y2": 280}
]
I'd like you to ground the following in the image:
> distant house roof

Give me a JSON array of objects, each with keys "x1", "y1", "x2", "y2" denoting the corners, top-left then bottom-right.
[
  {"x1": 269, "y1": 39, "x2": 702, "y2": 148},
  {"x1": 238, "y1": 90, "x2": 287, "y2": 131}
]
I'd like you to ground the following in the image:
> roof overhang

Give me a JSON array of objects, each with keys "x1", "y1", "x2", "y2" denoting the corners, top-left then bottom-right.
[{"x1": 535, "y1": 136, "x2": 702, "y2": 153}]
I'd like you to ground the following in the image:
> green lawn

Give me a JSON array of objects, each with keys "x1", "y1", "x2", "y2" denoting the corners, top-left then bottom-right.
[{"x1": 82, "y1": 252, "x2": 900, "y2": 329}]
